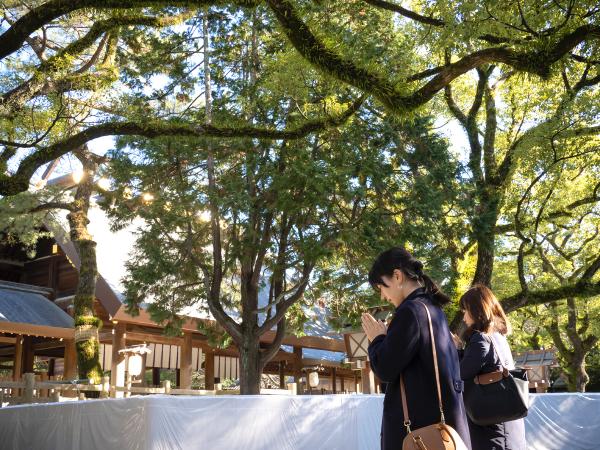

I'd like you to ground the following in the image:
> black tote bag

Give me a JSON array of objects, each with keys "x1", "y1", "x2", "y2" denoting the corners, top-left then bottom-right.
[{"x1": 463, "y1": 334, "x2": 529, "y2": 426}]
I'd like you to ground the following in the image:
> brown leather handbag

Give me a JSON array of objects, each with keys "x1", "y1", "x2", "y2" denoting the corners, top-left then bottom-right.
[{"x1": 400, "y1": 302, "x2": 468, "y2": 450}]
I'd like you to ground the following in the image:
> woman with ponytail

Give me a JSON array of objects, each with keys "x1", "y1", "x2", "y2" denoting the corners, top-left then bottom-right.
[{"x1": 362, "y1": 247, "x2": 471, "y2": 450}]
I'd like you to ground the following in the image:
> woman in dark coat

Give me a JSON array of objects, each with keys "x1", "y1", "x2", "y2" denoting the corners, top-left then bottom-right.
[
  {"x1": 457, "y1": 285, "x2": 526, "y2": 450},
  {"x1": 362, "y1": 247, "x2": 472, "y2": 450}
]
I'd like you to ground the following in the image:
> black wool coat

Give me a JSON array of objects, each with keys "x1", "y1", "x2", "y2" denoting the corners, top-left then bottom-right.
[
  {"x1": 368, "y1": 288, "x2": 472, "y2": 450},
  {"x1": 460, "y1": 331, "x2": 527, "y2": 450}
]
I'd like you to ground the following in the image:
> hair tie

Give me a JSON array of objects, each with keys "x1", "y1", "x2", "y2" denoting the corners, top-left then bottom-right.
[{"x1": 413, "y1": 259, "x2": 424, "y2": 277}]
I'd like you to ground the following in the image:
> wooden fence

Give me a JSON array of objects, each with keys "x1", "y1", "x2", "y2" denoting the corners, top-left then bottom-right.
[{"x1": 0, "y1": 373, "x2": 296, "y2": 406}]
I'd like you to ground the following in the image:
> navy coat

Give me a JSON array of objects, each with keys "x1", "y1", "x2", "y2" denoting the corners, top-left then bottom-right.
[
  {"x1": 460, "y1": 331, "x2": 526, "y2": 450},
  {"x1": 368, "y1": 288, "x2": 472, "y2": 450}
]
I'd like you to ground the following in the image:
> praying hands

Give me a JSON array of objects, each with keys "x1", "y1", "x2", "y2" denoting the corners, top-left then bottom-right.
[{"x1": 361, "y1": 313, "x2": 387, "y2": 341}]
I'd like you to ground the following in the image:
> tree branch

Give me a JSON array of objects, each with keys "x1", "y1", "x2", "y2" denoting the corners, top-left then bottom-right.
[
  {"x1": 517, "y1": 241, "x2": 529, "y2": 291},
  {"x1": 0, "y1": 96, "x2": 364, "y2": 196},
  {"x1": 29, "y1": 201, "x2": 77, "y2": 213},
  {"x1": 502, "y1": 280, "x2": 600, "y2": 313},
  {"x1": 266, "y1": 0, "x2": 600, "y2": 113},
  {"x1": 496, "y1": 183, "x2": 600, "y2": 234},
  {"x1": 565, "y1": 297, "x2": 582, "y2": 352},
  {"x1": 547, "y1": 304, "x2": 571, "y2": 357},
  {"x1": 258, "y1": 263, "x2": 313, "y2": 334},
  {"x1": 362, "y1": 0, "x2": 578, "y2": 48},
  {"x1": 444, "y1": 84, "x2": 468, "y2": 127},
  {"x1": 259, "y1": 316, "x2": 286, "y2": 367},
  {"x1": 537, "y1": 245, "x2": 565, "y2": 282},
  {"x1": 0, "y1": 0, "x2": 260, "y2": 62},
  {"x1": 75, "y1": 32, "x2": 109, "y2": 74},
  {"x1": 405, "y1": 66, "x2": 444, "y2": 82},
  {"x1": 483, "y1": 81, "x2": 497, "y2": 179},
  {"x1": 1, "y1": 14, "x2": 193, "y2": 112},
  {"x1": 580, "y1": 254, "x2": 600, "y2": 282},
  {"x1": 362, "y1": 0, "x2": 445, "y2": 27}
]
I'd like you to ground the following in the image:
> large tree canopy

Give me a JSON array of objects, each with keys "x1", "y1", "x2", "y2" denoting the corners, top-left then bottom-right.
[
  {"x1": 2, "y1": 1, "x2": 600, "y2": 193},
  {"x1": 1, "y1": 1, "x2": 599, "y2": 393}
]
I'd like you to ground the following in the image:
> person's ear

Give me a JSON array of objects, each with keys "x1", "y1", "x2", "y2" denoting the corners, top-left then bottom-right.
[{"x1": 393, "y1": 269, "x2": 403, "y2": 284}]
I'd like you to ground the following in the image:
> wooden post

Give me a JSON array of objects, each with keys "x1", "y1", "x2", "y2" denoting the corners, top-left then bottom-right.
[
  {"x1": 100, "y1": 376, "x2": 110, "y2": 399},
  {"x1": 47, "y1": 255, "x2": 59, "y2": 300},
  {"x1": 204, "y1": 350, "x2": 215, "y2": 390},
  {"x1": 23, "y1": 372, "x2": 35, "y2": 403},
  {"x1": 341, "y1": 375, "x2": 345, "y2": 393},
  {"x1": 110, "y1": 323, "x2": 126, "y2": 398},
  {"x1": 152, "y1": 367, "x2": 161, "y2": 387},
  {"x1": 140, "y1": 352, "x2": 147, "y2": 386},
  {"x1": 293, "y1": 346, "x2": 303, "y2": 393},
  {"x1": 332, "y1": 368, "x2": 337, "y2": 394},
  {"x1": 180, "y1": 332, "x2": 193, "y2": 389},
  {"x1": 354, "y1": 373, "x2": 360, "y2": 393},
  {"x1": 63, "y1": 339, "x2": 77, "y2": 379},
  {"x1": 48, "y1": 358, "x2": 56, "y2": 377},
  {"x1": 22, "y1": 336, "x2": 34, "y2": 374},
  {"x1": 12, "y1": 335, "x2": 23, "y2": 381},
  {"x1": 279, "y1": 362, "x2": 286, "y2": 389},
  {"x1": 361, "y1": 361, "x2": 375, "y2": 394},
  {"x1": 374, "y1": 372, "x2": 382, "y2": 394},
  {"x1": 40, "y1": 372, "x2": 49, "y2": 398},
  {"x1": 125, "y1": 363, "x2": 132, "y2": 398},
  {"x1": 287, "y1": 382, "x2": 297, "y2": 395},
  {"x1": 61, "y1": 338, "x2": 78, "y2": 398}
]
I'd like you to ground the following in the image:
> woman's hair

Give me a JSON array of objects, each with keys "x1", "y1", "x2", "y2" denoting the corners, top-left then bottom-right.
[
  {"x1": 368, "y1": 247, "x2": 450, "y2": 306},
  {"x1": 459, "y1": 284, "x2": 511, "y2": 335}
]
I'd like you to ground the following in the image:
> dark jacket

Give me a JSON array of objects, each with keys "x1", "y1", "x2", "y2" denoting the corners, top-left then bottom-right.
[
  {"x1": 368, "y1": 288, "x2": 472, "y2": 450},
  {"x1": 460, "y1": 331, "x2": 526, "y2": 450}
]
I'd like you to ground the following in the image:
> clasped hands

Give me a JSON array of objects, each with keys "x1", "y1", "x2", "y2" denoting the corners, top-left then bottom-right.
[{"x1": 361, "y1": 313, "x2": 387, "y2": 341}]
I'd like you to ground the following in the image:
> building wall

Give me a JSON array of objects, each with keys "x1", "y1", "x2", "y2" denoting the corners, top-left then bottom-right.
[{"x1": 99, "y1": 343, "x2": 240, "y2": 381}]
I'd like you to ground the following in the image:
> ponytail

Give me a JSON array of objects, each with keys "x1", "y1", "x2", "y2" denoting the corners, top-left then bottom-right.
[{"x1": 420, "y1": 272, "x2": 450, "y2": 306}]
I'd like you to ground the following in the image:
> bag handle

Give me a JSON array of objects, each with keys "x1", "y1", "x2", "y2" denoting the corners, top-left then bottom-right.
[
  {"x1": 473, "y1": 333, "x2": 513, "y2": 385},
  {"x1": 400, "y1": 301, "x2": 446, "y2": 433},
  {"x1": 486, "y1": 333, "x2": 507, "y2": 370}
]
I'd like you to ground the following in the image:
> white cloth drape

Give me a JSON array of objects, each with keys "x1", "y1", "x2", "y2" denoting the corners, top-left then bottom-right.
[{"x1": 0, "y1": 393, "x2": 597, "y2": 450}]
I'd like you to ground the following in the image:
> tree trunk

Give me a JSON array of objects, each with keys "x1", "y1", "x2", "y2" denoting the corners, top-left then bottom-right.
[
  {"x1": 546, "y1": 301, "x2": 595, "y2": 393},
  {"x1": 471, "y1": 193, "x2": 500, "y2": 287},
  {"x1": 473, "y1": 236, "x2": 494, "y2": 286},
  {"x1": 574, "y1": 357, "x2": 589, "y2": 393},
  {"x1": 239, "y1": 338, "x2": 262, "y2": 395},
  {"x1": 565, "y1": 353, "x2": 590, "y2": 392},
  {"x1": 67, "y1": 157, "x2": 103, "y2": 383},
  {"x1": 71, "y1": 237, "x2": 102, "y2": 382}
]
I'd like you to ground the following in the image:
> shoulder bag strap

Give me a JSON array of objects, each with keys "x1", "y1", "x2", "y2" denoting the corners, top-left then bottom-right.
[
  {"x1": 400, "y1": 375, "x2": 412, "y2": 432},
  {"x1": 486, "y1": 333, "x2": 509, "y2": 372},
  {"x1": 399, "y1": 301, "x2": 447, "y2": 431},
  {"x1": 418, "y1": 300, "x2": 446, "y2": 424}
]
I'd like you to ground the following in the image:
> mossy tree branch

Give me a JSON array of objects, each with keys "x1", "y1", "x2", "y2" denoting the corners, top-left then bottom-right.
[
  {"x1": 266, "y1": 0, "x2": 600, "y2": 114},
  {"x1": 361, "y1": 0, "x2": 445, "y2": 27},
  {"x1": 0, "y1": 0, "x2": 260, "y2": 62},
  {"x1": 501, "y1": 281, "x2": 600, "y2": 314},
  {"x1": 1, "y1": 13, "x2": 193, "y2": 112},
  {"x1": 0, "y1": 95, "x2": 364, "y2": 196}
]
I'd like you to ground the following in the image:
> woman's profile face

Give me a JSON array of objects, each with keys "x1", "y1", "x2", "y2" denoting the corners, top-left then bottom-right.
[
  {"x1": 378, "y1": 272, "x2": 403, "y2": 304},
  {"x1": 463, "y1": 308, "x2": 475, "y2": 326}
]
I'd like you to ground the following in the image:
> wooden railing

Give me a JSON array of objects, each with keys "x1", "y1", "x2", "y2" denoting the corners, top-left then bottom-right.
[{"x1": 0, "y1": 374, "x2": 297, "y2": 406}]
